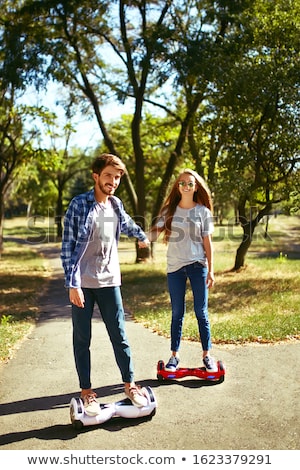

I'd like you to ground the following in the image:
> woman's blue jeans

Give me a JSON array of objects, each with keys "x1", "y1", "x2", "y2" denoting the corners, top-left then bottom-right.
[
  {"x1": 167, "y1": 262, "x2": 212, "y2": 353},
  {"x1": 72, "y1": 286, "x2": 134, "y2": 390}
]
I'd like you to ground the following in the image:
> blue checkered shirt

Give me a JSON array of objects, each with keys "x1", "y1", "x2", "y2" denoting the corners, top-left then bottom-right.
[{"x1": 61, "y1": 190, "x2": 147, "y2": 288}]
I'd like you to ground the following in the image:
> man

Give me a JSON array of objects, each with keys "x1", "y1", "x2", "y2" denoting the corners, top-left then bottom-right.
[{"x1": 61, "y1": 153, "x2": 150, "y2": 416}]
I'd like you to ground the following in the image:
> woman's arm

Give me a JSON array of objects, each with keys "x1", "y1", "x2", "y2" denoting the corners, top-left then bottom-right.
[
  {"x1": 203, "y1": 234, "x2": 215, "y2": 288},
  {"x1": 147, "y1": 226, "x2": 164, "y2": 242}
]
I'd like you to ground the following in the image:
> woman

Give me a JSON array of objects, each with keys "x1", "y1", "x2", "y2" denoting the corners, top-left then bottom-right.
[{"x1": 149, "y1": 169, "x2": 217, "y2": 372}]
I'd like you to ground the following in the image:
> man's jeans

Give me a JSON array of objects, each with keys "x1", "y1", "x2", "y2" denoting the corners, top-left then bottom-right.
[
  {"x1": 72, "y1": 286, "x2": 134, "y2": 390},
  {"x1": 167, "y1": 262, "x2": 212, "y2": 352}
]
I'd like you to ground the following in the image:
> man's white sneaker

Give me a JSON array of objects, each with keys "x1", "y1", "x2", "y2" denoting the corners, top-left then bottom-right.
[
  {"x1": 125, "y1": 386, "x2": 147, "y2": 408},
  {"x1": 81, "y1": 393, "x2": 100, "y2": 416}
]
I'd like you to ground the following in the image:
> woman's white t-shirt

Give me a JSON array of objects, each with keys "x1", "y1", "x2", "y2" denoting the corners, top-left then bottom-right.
[{"x1": 157, "y1": 204, "x2": 214, "y2": 273}]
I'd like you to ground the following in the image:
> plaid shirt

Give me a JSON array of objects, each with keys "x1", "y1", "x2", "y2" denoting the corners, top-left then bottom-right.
[{"x1": 61, "y1": 189, "x2": 147, "y2": 288}]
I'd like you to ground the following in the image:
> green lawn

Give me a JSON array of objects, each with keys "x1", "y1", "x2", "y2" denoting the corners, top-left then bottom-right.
[
  {"x1": 0, "y1": 214, "x2": 299, "y2": 362},
  {"x1": 121, "y1": 214, "x2": 300, "y2": 344},
  {"x1": 0, "y1": 241, "x2": 51, "y2": 362}
]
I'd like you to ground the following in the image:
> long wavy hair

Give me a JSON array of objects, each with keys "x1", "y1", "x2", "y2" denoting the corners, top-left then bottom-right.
[{"x1": 154, "y1": 169, "x2": 213, "y2": 243}]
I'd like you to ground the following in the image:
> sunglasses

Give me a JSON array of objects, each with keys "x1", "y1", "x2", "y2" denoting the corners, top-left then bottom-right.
[{"x1": 178, "y1": 181, "x2": 195, "y2": 188}]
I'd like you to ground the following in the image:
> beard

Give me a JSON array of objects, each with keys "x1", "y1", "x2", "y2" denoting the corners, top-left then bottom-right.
[{"x1": 98, "y1": 181, "x2": 116, "y2": 196}]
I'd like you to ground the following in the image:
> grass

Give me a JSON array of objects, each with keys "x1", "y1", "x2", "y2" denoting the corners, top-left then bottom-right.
[
  {"x1": 121, "y1": 255, "x2": 300, "y2": 345},
  {"x1": 0, "y1": 214, "x2": 299, "y2": 363},
  {"x1": 0, "y1": 241, "x2": 51, "y2": 362},
  {"x1": 121, "y1": 214, "x2": 300, "y2": 345}
]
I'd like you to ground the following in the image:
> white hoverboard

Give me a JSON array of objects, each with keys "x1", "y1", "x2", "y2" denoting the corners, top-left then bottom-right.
[{"x1": 70, "y1": 386, "x2": 157, "y2": 429}]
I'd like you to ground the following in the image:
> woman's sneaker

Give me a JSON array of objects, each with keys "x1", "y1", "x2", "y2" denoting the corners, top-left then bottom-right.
[
  {"x1": 165, "y1": 356, "x2": 180, "y2": 371},
  {"x1": 125, "y1": 385, "x2": 147, "y2": 408},
  {"x1": 81, "y1": 392, "x2": 100, "y2": 417},
  {"x1": 203, "y1": 355, "x2": 218, "y2": 372}
]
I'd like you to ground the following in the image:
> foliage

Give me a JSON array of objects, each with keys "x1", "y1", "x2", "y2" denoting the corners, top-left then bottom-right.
[
  {"x1": 0, "y1": 94, "x2": 40, "y2": 251},
  {"x1": 97, "y1": 113, "x2": 189, "y2": 224},
  {"x1": 0, "y1": 0, "x2": 299, "y2": 266}
]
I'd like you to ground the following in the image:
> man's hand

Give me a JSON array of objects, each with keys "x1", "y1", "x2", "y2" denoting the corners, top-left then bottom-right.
[
  {"x1": 138, "y1": 238, "x2": 150, "y2": 248},
  {"x1": 69, "y1": 287, "x2": 85, "y2": 308}
]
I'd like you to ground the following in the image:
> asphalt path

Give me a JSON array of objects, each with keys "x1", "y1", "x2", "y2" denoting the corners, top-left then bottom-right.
[{"x1": 0, "y1": 246, "x2": 299, "y2": 452}]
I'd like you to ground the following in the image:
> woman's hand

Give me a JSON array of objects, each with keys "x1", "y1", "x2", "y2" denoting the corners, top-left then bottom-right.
[{"x1": 206, "y1": 272, "x2": 215, "y2": 288}]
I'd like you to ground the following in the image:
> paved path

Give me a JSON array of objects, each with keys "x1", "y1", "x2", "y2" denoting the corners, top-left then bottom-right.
[{"x1": 0, "y1": 246, "x2": 299, "y2": 451}]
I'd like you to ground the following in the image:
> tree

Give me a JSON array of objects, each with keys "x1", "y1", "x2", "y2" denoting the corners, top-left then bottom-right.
[
  {"x1": 96, "y1": 112, "x2": 185, "y2": 227},
  {"x1": 35, "y1": 106, "x2": 93, "y2": 238},
  {"x1": 216, "y1": 0, "x2": 300, "y2": 270},
  {"x1": 6, "y1": 1, "x2": 250, "y2": 227},
  {"x1": 0, "y1": 93, "x2": 39, "y2": 253},
  {"x1": 0, "y1": 1, "x2": 56, "y2": 252},
  {"x1": 3, "y1": 0, "x2": 299, "y2": 270}
]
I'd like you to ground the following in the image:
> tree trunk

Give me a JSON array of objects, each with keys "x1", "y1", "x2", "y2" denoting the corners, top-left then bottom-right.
[
  {"x1": 135, "y1": 240, "x2": 151, "y2": 263},
  {"x1": 0, "y1": 196, "x2": 4, "y2": 256},
  {"x1": 233, "y1": 202, "x2": 273, "y2": 271},
  {"x1": 233, "y1": 221, "x2": 254, "y2": 270},
  {"x1": 55, "y1": 185, "x2": 64, "y2": 239}
]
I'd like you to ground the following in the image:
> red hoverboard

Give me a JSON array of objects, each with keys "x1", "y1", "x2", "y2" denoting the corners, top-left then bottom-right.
[{"x1": 157, "y1": 360, "x2": 225, "y2": 383}]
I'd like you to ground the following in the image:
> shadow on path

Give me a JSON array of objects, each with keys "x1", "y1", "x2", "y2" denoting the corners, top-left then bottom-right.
[{"x1": 0, "y1": 417, "x2": 157, "y2": 447}]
